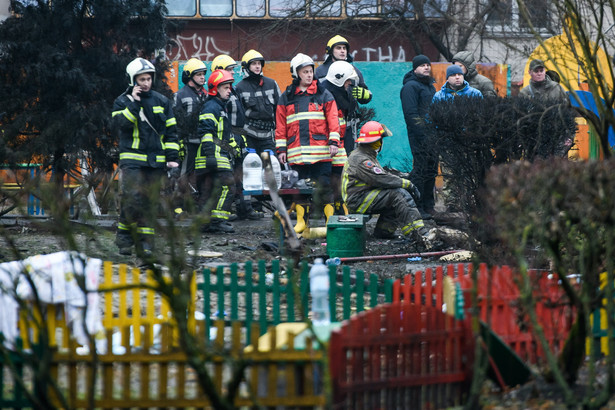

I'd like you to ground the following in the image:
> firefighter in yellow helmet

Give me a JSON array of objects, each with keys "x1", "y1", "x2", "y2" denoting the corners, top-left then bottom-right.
[
  {"x1": 342, "y1": 121, "x2": 437, "y2": 248},
  {"x1": 172, "y1": 58, "x2": 208, "y2": 217},
  {"x1": 315, "y1": 35, "x2": 371, "y2": 157},
  {"x1": 236, "y1": 50, "x2": 281, "y2": 153}
]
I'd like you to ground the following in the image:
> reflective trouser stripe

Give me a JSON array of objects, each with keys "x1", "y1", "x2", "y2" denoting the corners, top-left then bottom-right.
[
  {"x1": 401, "y1": 219, "x2": 424, "y2": 235},
  {"x1": 357, "y1": 189, "x2": 381, "y2": 214}
]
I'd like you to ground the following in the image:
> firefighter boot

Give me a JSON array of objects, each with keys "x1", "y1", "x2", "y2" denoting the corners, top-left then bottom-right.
[
  {"x1": 324, "y1": 203, "x2": 335, "y2": 224},
  {"x1": 294, "y1": 204, "x2": 309, "y2": 233},
  {"x1": 334, "y1": 201, "x2": 349, "y2": 215}
]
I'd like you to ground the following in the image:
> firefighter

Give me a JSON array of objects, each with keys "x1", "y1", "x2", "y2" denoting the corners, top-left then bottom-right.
[
  {"x1": 195, "y1": 69, "x2": 242, "y2": 233},
  {"x1": 276, "y1": 53, "x2": 341, "y2": 226},
  {"x1": 211, "y1": 53, "x2": 263, "y2": 220},
  {"x1": 172, "y1": 58, "x2": 208, "y2": 217},
  {"x1": 236, "y1": 50, "x2": 281, "y2": 153},
  {"x1": 342, "y1": 121, "x2": 436, "y2": 247},
  {"x1": 315, "y1": 35, "x2": 371, "y2": 155},
  {"x1": 321, "y1": 60, "x2": 359, "y2": 215},
  {"x1": 112, "y1": 57, "x2": 180, "y2": 256}
]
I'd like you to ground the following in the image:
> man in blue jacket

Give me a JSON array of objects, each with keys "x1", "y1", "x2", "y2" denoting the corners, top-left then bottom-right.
[
  {"x1": 400, "y1": 54, "x2": 437, "y2": 220},
  {"x1": 433, "y1": 65, "x2": 483, "y2": 102}
]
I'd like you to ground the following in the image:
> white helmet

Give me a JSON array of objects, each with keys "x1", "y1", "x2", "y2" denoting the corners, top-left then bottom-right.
[
  {"x1": 126, "y1": 57, "x2": 156, "y2": 86},
  {"x1": 325, "y1": 60, "x2": 359, "y2": 87},
  {"x1": 290, "y1": 53, "x2": 315, "y2": 79}
]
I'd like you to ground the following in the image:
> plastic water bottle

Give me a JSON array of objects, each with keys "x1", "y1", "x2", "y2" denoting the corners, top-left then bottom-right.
[
  {"x1": 262, "y1": 149, "x2": 282, "y2": 190},
  {"x1": 243, "y1": 148, "x2": 263, "y2": 190},
  {"x1": 326, "y1": 257, "x2": 341, "y2": 266},
  {"x1": 310, "y1": 258, "x2": 331, "y2": 326}
]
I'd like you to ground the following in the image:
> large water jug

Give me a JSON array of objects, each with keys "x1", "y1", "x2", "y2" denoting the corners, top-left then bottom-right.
[
  {"x1": 309, "y1": 258, "x2": 331, "y2": 327},
  {"x1": 262, "y1": 149, "x2": 282, "y2": 190},
  {"x1": 243, "y1": 149, "x2": 263, "y2": 191}
]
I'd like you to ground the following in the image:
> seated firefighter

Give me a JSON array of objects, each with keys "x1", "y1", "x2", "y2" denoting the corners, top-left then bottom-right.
[{"x1": 341, "y1": 121, "x2": 436, "y2": 247}]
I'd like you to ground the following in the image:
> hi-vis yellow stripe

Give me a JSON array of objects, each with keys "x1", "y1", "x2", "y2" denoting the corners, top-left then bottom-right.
[
  {"x1": 286, "y1": 112, "x2": 326, "y2": 123},
  {"x1": 357, "y1": 189, "x2": 380, "y2": 213}
]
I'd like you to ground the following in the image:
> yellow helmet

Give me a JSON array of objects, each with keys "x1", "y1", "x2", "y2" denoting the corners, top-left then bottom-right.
[
  {"x1": 326, "y1": 35, "x2": 350, "y2": 54},
  {"x1": 241, "y1": 49, "x2": 265, "y2": 71},
  {"x1": 181, "y1": 58, "x2": 207, "y2": 85},
  {"x1": 212, "y1": 54, "x2": 237, "y2": 71}
]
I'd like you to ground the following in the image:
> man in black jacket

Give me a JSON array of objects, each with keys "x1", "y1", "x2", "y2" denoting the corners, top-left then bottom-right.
[
  {"x1": 400, "y1": 54, "x2": 437, "y2": 220},
  {"x1": 112, "y1": 58, "x2": 180, "y2": 256}
]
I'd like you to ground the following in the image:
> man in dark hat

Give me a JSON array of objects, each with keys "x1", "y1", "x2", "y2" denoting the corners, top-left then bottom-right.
[
  {"x1": 519, "y1": 59, "x2": 567, "y2": 100},
  {"x1": 400, "y1": 55, "x2": 437, "y2": 220}
]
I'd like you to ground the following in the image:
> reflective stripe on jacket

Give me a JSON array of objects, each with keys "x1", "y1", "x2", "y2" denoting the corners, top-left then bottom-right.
[
  {"x1": 342, "y1": 145, "x2": 412, "y2": 211},
  {"x1": 195, "y1": 97, "x2": 233, "y2": 171},
  {"x1": 112, "y1": 89, "x2": 179, "y2": 168},
  {"x1": 275, "y1": 80, "x2": 340, "y2": 165}
]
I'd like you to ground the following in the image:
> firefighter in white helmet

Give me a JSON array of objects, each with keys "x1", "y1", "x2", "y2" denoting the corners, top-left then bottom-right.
[
  {"x1": 112, "y1": 57, "x2": 180, "y2": 257},
  {"x1": 275, "y1": 53, "x2": 341, "y2": 222},
  {"x1": 321, "y1": 60, "x2": 360, "y2": 215},
  {"x1": 342, "y1": 121, "x2": 437, "y2": 248}
]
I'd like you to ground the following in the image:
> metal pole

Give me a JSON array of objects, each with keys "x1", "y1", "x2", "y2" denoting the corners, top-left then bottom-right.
[{"x1": 337, "y1": 249, "x2": 466, "y2": 263}]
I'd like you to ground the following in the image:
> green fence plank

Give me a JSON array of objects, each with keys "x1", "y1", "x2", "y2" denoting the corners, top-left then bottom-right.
[
  {"x1": 217, "y1": 265, "x2": 225, "y2": 321},
  {"x1": 272, "y1": 260, "x2": 281, "y2": 325},
  {"x1": 287, "y1": 261, "x2": 296, "y2": 322},
  {"x1": 230, "y1": 263, "x2": 238, "y2": 321},
  {"x1": 342, "y1": 267, "x2": 351, "y2": 321},
  {"x1": 258, "y1": 260, "x2": 267, "y2": 334},
  {"x1": 245, "y1": 261, "x2": 254, "y2": 342},
  {"x1": 356, "y1": 269, "x2": 365, "y2": 313},
  {"x1": 203, "y1": 267, "x2": 211, "y2": 342}
]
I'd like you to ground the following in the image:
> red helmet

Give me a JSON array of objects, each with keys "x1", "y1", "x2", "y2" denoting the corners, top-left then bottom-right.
[
  {"x1": 207, "y1": 69, "x2": 234, "y2": 96},
  {"x1": 356, "y1": 121, "x2": 393, "y2": 144}
]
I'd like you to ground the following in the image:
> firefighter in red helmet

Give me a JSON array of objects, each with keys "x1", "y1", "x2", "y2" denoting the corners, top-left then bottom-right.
[
  {"x1": 342, "y1": 121, "x2": 437, "y2": 248},
  {"x1": 194, "y1": 69, "x2": 242, "y2": 233}
]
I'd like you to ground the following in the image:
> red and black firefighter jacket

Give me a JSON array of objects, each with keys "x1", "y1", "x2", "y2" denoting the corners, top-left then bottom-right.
[
  {"x1": 112, "y1": 89, "x2": 180, "y2": 168},
  {"x1": 275, "y1": 80, "x2": 341, "y2": 165}
]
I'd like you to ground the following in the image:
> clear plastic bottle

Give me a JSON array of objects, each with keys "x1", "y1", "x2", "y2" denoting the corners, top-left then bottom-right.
[
  {"x1": 309, "y1": 258, "x2": 331, "y2": 326},
  {"x1": 262, "y1": 149, "x2": 282, "y2": 190},
  {"x1": 243, "y1": 148, "x2": 263, "y2": 191}
]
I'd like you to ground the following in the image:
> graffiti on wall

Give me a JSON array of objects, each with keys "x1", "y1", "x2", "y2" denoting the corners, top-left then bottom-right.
[
  {"x1": 167, "y1": 34, "x2": 229, "y2": 61},
  {"x1": 168, "y1": 30, "x2": 410, "y2": 62}
]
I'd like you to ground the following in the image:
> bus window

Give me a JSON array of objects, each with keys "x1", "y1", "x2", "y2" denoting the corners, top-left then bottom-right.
[
  {"x1": 201, "y1": 0, "x2": 233, "y2": 16},
  {"x1": 270, "y1": 0, "x2": 305, "y2": 17},
  {"x1": 347, "y1": 0, "x2": 378, "y2": 16},
  {"x1": 310, "y1": 0, "x2": 341, "y2": 16},
  {"x1": 166, "y1": 0, "x2": 197, "y2": 16},
  {"x1": 237, "y1": 0, "x2": 266, "y2": 17}
]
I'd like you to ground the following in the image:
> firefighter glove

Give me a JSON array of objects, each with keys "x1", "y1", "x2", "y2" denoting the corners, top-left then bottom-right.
[
  {"x1": 351, "y1": 86, "x2": 371, "y2": 100},
  {"x1": 409, "y1": 183, "x2": 421, "y2": 201}
]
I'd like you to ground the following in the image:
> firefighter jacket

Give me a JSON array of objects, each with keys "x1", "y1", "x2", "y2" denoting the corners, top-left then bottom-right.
[
  {"x1": 432, "y1": 81, "x2": 483, "y2": 102},
  {"x1": 173, "y1": 84, "x2": 206, "y2": 144},
  {"x1": 195, "y1": 96, "x2": 237, "y2": 172},
  {"x1": 275, "y1": 80, "x2": 341, "y2": 165},
  {"x1": 112, "y1": 88, "x2": 180, "y2": 169},
  {"x1": 227, "y1": 87, "x2": 246, "y2": 136},
  {"x1": 321, "y1": 79, "x2": 358, "y2": 167},
  {"x1": 236, "y1": 75, "x2": 281, "y2": 140},
  {"x1": 342, "y1": 145, "x2": 414, "y2": 212}
]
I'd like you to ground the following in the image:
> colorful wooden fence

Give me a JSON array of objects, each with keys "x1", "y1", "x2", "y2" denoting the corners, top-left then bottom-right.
[
  {"x1": 200, "y1": 260, "x2": 394, "y2": 343},
  {"x1": 329, "y1": 302, "x2": 473, "y2": 409},
  {"x1": 392, "y1": 263, "x2": 575, "y2": 364},
  {"x1": 2, "y1": 321, "x2": 324, "y2": 408}
]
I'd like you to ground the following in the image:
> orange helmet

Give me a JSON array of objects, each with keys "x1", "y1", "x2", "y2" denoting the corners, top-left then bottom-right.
[
  {"x1": 356, "y1": 121, "x2": 392, "y2": 144},
  {"x1": 207, "y1": 69, "x2": 234, "y2": 96}
]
